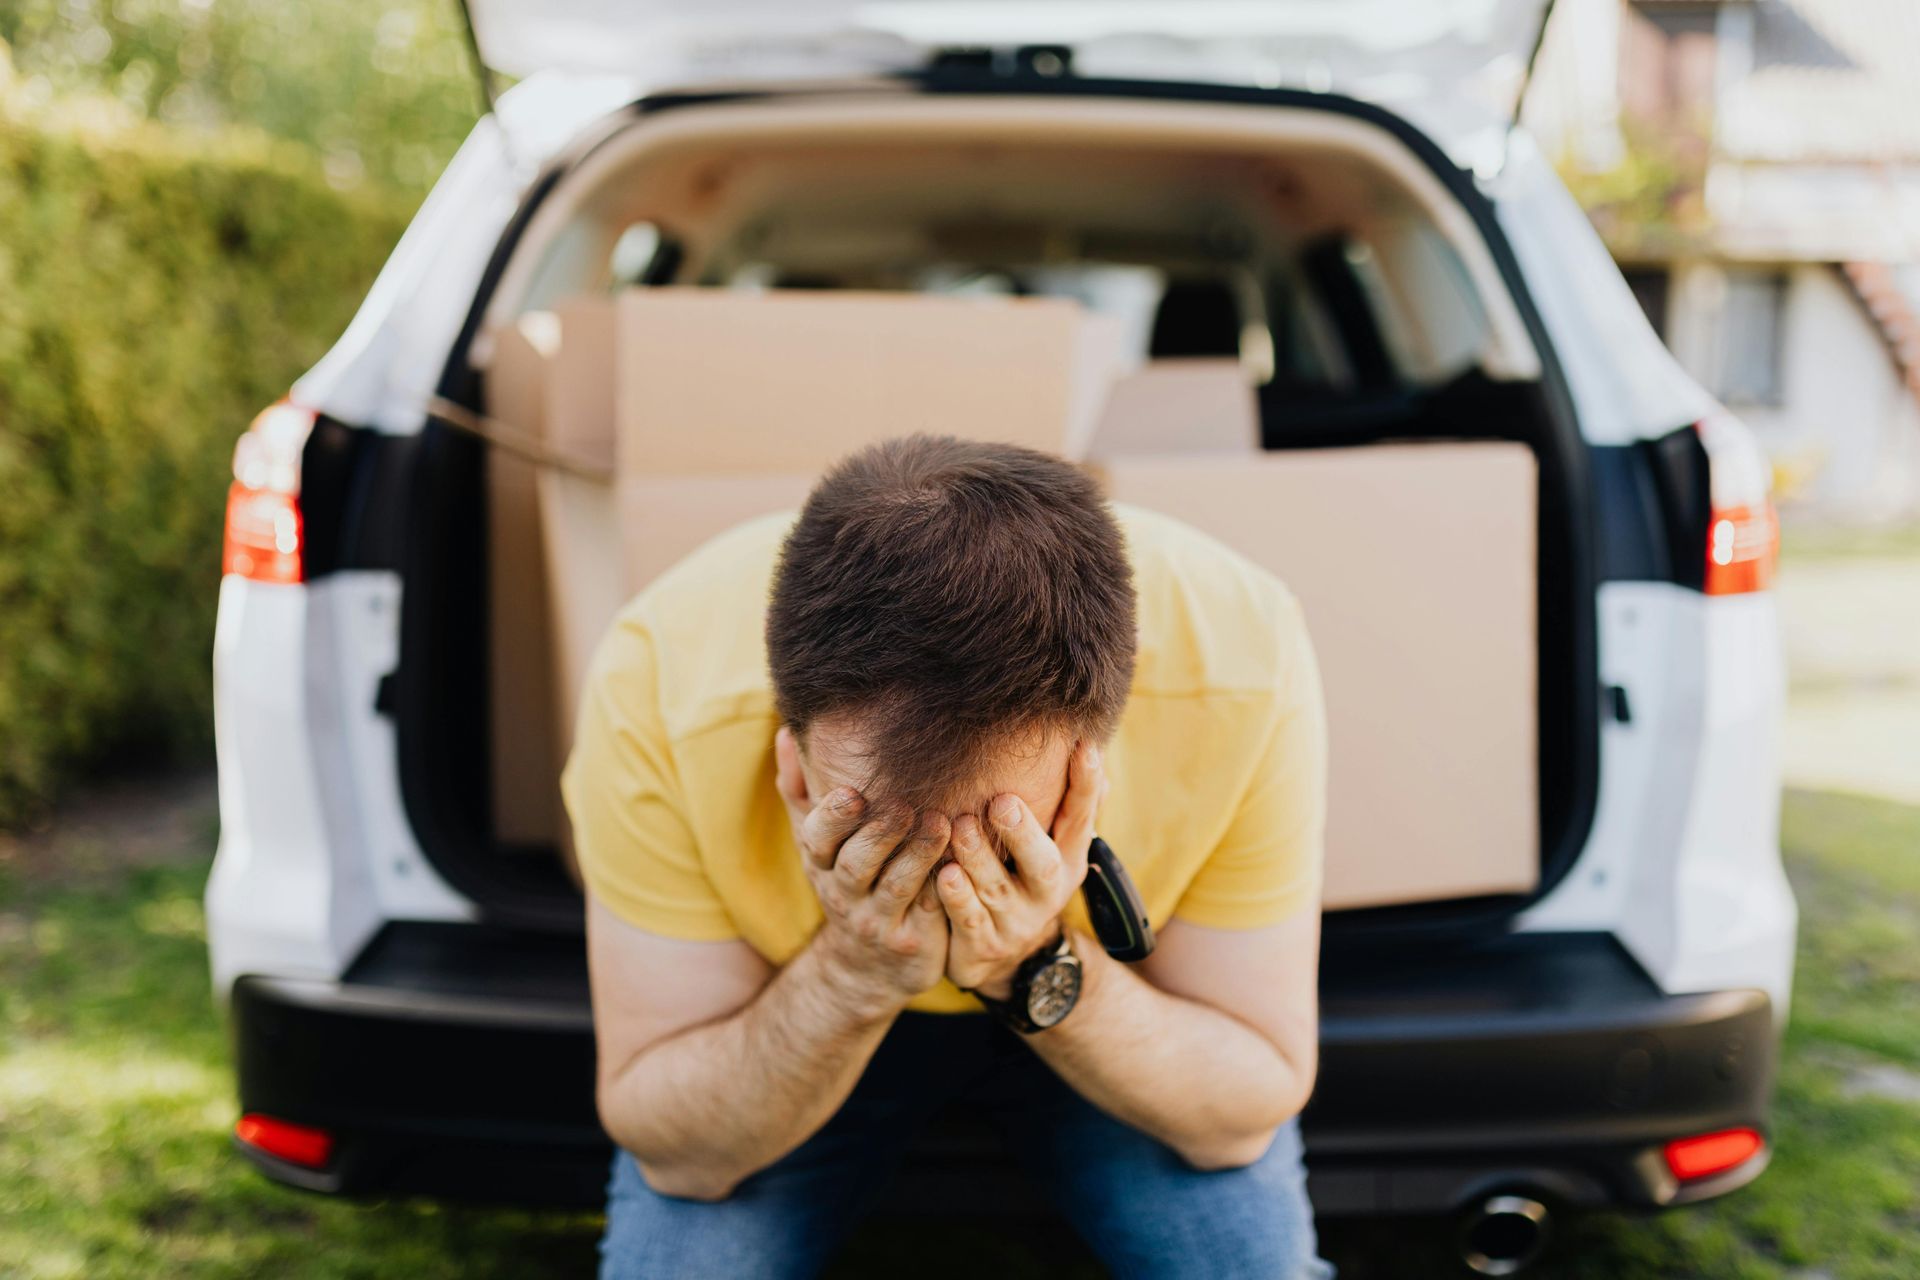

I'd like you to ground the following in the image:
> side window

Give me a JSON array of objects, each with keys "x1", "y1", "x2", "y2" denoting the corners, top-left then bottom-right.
[
  {"x1": 610, "y1": 221, "x2": 672, "y2": 287},
  {"x1": 1340, "y1": 238, "x2": 1419, "y2": 382},
  {"x1": 1267, "y1": 267, "x2": 1347, "y2": 390},
  {"x1": 1297, "y1": 238, "x2": 1396, "y2": 390},
  {"x1": 1712, "y1": 268, "x2": 1788, "y2": 407},
  {"x1": 1292, "y1": 225, "x2": 1491, "y2": 393},
  {"x1": 520, "y1": 218, "x2": 677, "y2": 310},
  {"x1": 1363, "y1": 219, "x2": 1492, "y2": 385}
]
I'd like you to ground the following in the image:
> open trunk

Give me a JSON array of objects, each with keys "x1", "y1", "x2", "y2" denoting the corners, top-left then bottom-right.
[{"x1": 399, "y1": 83, "x2": 1596, "y2": 939}]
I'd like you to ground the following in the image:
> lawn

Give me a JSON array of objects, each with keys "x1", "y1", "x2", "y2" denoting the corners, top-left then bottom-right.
[{"x1": 2, "y1": 786, "x2": 1917, "y2": 1278}]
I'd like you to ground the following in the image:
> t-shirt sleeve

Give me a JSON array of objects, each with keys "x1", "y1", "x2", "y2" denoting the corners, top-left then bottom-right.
[
  {"x1": 560, "y1": 616, "x2": 739, "y2": 941},
  {"x1": 1172, "y1": 591, "x2": 1328, "y2": 930}
]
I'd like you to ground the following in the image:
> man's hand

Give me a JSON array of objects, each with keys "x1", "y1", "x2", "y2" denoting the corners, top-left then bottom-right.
[
  {"x1": 774, "y1": 728, "x2": 952, "y2": 1018},
  {"x1": 938, "y1": 740, "x2": 1107, "y2": 999}
]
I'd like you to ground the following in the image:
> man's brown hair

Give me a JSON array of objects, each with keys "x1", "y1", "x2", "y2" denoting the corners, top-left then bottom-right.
[{"x1": 767, "y1": 435, "x2": 1137, "y2": 808}]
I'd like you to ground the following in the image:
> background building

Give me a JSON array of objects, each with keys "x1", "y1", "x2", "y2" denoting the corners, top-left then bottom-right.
[{"x1": 1528, "y1": 0, "x2": 1920, "y2": 518}]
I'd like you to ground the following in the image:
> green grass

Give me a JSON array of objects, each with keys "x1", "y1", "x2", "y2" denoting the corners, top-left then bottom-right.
[
  {"x1": 0, "y1": 845, "x2": 602, "y2": 1280},
  {"x1": 1779, "y1": 519, "x2": 1920, "y2": 563},
  {"x1": 3, "y1": 791, "x2": 1918, "y2": 1277}
]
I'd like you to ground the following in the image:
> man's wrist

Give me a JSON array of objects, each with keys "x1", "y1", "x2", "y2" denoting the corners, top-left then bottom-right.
[
  {"x1": 805, "y1": 935, "x2": 914, "y2": 1026},
  {"x1": 971, "y1": 971, "x2": 1016, "y2": 1002},
  {"x1": 970, "y1": 922, "x2": 1065, "y2": 1001},
  {"x1": 971, "y1": 930, "x2": 1084, "y2": 1034}
]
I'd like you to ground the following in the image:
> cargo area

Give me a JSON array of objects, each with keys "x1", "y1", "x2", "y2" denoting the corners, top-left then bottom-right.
[{"x1": 400, "y1": 92, "x2": 1596, "y2": 933}]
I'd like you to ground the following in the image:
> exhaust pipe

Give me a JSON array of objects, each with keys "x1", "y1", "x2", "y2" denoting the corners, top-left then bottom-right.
[{"x1": 1458, "y1": 1194, "x2": 1551, "y2": 1276}]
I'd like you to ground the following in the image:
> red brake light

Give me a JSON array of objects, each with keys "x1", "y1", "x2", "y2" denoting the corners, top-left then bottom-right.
[
  {"x1": 223, "y1": 401, "x2": 313, "y2": 584},
  {"x1": 234, "y1": 1113, "x2": 335, "y2": 1169},
  {"x1": 1664, "y1": 1126, "x2": 1764, "y2": 1181},
  {"x1": 1695, "y1": 413, "x2": 1779, "y2": 595},
  {"x1": 1704, "y1": 503, "x2": 1779, "y2": 595},
  {"x1": 223, "y1": 484, "x2": 303, "y2": 583}
]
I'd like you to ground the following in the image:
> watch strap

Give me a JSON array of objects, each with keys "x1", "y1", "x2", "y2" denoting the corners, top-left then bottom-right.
[
  {"x1": 970, "y1": 931, "x2": 1074, "y2": 1034},
  {"x1": 1084, "y1": 836, "x2": 1155, "y2": 961}
]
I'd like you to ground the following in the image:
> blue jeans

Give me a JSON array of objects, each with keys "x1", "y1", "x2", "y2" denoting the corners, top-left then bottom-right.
[{"x1": 600, "y1": 1013, "x2": 1332, "y2": 1279}]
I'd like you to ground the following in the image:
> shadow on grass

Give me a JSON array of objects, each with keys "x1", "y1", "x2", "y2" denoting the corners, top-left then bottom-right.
[{"x1": 3, "y1": 788, "x2": 1917, "y2": 1277}]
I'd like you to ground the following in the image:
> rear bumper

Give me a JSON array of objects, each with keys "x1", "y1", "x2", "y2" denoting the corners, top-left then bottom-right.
[
  {"x1": 230, "y1": 926, "x2": 605, "y2": 1207},
  {"x1": 1301, "y1": 933, "x2": 1774, "y2": 1213},
  {"x1": 228, "y1": 927, "x2": 1775, "y2": 1215}
]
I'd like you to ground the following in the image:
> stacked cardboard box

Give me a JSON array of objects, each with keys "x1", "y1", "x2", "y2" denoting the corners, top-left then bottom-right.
[
  {"x1": 1098, "y1": 444, "x2": 1540, "y2": 910},
  {"x1": 484, "y1": 288, "x2": 1541, "y2": 909}
]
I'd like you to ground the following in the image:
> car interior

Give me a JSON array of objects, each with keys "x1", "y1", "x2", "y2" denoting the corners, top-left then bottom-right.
[{"x1": 398, "y1": 94, "x2": 1593, "y2": 942}]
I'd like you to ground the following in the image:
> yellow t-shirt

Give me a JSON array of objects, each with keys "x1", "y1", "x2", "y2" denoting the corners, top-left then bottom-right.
[{"x1": 562, "y1": 503, "x2": 1327, "y2": 1014}]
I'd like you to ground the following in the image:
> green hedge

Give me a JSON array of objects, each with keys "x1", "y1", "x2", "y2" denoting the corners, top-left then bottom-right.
[{"x1": 0, "y1": 104, "x2": 413, "y2": 825}]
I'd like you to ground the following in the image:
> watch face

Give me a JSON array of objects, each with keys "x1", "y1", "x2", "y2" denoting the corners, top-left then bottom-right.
[{"x1": 1025, "y1": 957, "x2": 1084, "y2": 1029}]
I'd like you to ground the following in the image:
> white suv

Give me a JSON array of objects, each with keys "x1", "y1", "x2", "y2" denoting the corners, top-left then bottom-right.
[{"x1": 207, "y1": 2, "x2": 1791, "y2": 1272}]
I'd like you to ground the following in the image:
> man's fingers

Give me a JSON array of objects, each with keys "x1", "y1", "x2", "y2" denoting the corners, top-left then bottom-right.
[
  {"x1": 798, "y1": 783, "x2": 868, "y2": 871},
  {"x1": 950, "y1": 812, "x2": 1015, "y2": 908},
  {"x1": 834, "y1": 801, "x2": 914, "y2": 888},
  {"x1": 992, "y1": 793, "x2": 1063, "y2": 893},
  {"x1": 936, "y1": 862, "x2": 995, "y2": 938},
  {"x1": 914, "y1": 873, "x2": 946, "y2": 915},
  {"x1": 1049, "y1": 739, "x2": 1103, "y2": 849},
  {"x1": 877, "y1": 811, "x2": 950, "y2": 906}
]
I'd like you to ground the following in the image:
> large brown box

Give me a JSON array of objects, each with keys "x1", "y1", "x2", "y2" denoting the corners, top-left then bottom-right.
[
  {"x1": 612, "y1": 288, "x2": 1128, "y2": 475},
  {"x1": 483, "y1": 304, "x2": 624, "y2": 864},
  {"x1": 1088, "y1": 358, "x2": 1258, "y2": 456},
  {"x1": 1101, "y1": 444, "x2": 1540, "y2": 910},
  {"x1": 483, "y1": 314, "x2": 563, "y2": 846},
  {"x1": 537, "y1": 299, "x2": 625, "y2": 761},
  {"x1": 598, "y1": 288, "x2": 1131, "y2": 602}
]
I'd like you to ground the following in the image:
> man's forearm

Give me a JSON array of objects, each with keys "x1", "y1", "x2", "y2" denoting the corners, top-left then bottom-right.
[
  {"x1": 1026, "y1": 937, "x2": 1316, "y2": 1170},
  {"x1": 599, "y1": 938, "x2": 899, "y2": 1200}
]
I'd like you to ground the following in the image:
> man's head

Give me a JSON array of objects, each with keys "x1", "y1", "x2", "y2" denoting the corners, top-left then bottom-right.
[{"x1": 767, "y1": 435, "x2": 1137, "y2": 827}]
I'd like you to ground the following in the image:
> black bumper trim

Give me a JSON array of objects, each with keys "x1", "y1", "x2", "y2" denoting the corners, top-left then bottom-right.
[{"x1": 228, "y1": 927, "x2": 1776, "y2": 1215}]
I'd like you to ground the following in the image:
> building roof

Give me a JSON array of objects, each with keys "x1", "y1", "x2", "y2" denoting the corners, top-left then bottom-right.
[{"x1": 1717, "y1": 0, "x2": 1920, "y2": 163}]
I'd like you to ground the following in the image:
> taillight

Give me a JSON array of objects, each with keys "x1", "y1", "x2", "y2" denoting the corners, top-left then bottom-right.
[
  {"x1": 234, "y1": 1113, "x2": 335, "y2": 1169},
  {"x1": 1696, "y1": 412, "x2": 1779, "y2": 595},
  {"x1": 1705, "y1": 503, "x2": 1779, "y2": 595},
  {"x1": 223, "y1": 401, "x2": 314, "y2": 584},
  {"x1": 1663, "y1": 1126, "x2": 1764, "y2": 1181}
]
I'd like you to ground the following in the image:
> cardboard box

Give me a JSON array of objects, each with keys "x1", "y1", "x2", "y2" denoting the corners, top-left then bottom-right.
[
  {"x1": 1102, "y1": 443, "x2": 1540, "y2": 910},
  {"x1": 607, "y1": 288, "x2": 1131, "y2": 599},
  {"x1": 614, "y1": 288, "x2": 1129, "y2": 473},
  {"x1": 619, "y1": 473, "x2": 814, "y2": 593},
  {"x1": 537, "y1": 299, "x2": 625, "y2": 772},
  {"x1": 483, "y1": 314, "x2": 563, "y2": 847},
  {"x1": 1089, "y1": 359, "x2": 1258, "y2": 456}
]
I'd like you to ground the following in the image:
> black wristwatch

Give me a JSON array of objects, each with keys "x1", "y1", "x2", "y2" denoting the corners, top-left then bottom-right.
[{"x1": 971, "y1": 931, "x2": 1083, "y2": 1034}]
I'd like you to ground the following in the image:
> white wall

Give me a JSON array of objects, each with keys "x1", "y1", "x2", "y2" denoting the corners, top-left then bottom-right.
[
  {"x1": 1672, "y1": 261, "x2": 1920, "y2": 516},
  {"x1": 1708, "y1": 162, "x2": 1920, "y2": 263}
]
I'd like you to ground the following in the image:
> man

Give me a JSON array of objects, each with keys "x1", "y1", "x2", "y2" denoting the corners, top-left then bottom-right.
[{"x1": 567, "y1": 435, "x2": 1330, "y2": 1278}]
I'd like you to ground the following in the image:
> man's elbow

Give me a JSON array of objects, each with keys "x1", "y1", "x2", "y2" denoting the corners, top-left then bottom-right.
[
  {"x1": 1176, "y1": 1074, "x2": 1315, "y2": 1172},
  {"x1": 600, "y1": 1122, "x2": 747, "y2": 1202},
  {"x1": 633, "y1": 1156, "x2": 742, "y2": 1203},
  {"x1": 599, "y1": 1092, "x2": 745, "y2": 1202},
  {"x1": 1176, "y1": 1128, "x2": 1280, "y2": 1173}
]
